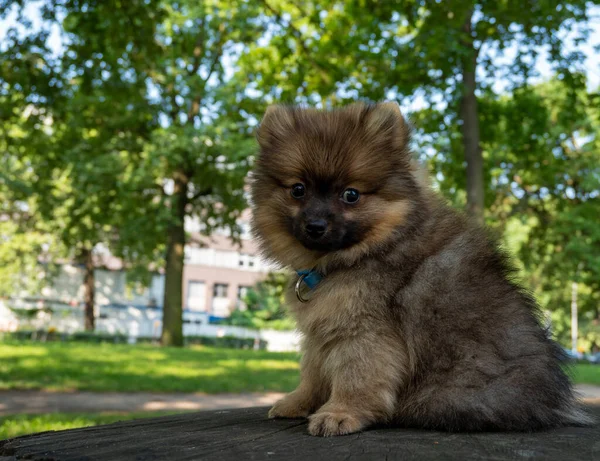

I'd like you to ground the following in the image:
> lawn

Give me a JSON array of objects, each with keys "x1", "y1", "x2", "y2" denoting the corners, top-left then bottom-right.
[
  {"x1": 569, "y1": 362, "x2": 600, "y2": 386},
  {"x1": 0, "y1": 411, "x2": 181, "y2": 440},
  {"x1": 1, "y1": 341, "x2": 599, "y2": 394},
  {"x1": 0, "y1": 341, "x2": 300, "y2": 393}
]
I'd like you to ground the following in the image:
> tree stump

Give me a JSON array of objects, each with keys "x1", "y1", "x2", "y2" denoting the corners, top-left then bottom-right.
[{"x1": 1, "y1": 405, "x2": 598, "y2": 460}]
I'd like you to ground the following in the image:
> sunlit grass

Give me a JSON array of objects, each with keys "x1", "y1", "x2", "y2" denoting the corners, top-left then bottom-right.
[
  {"x1": 570, "y1": 363, "x2": 600, "y2": 386},
  {"x1": 1, "y1": 341, "x2": 598, "y2": 395},
  {"x1": 0, "y1": 341, "x2": 300, "y2": 393},
  {"x1": 0, "y1": 412, "x2": 181, "y2": 440}
]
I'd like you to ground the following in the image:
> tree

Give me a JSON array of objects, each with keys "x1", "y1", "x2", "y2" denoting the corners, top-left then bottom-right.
[
  {"x1": 0, "y1": 1, "x2": 163, "y2": 330},
  {"x1": 2, "y1": 0, "x2": 264, "y2": 344},
  {"x1": 239, "y1": 0, "x2": 596, "y2": 222},
  {"x1": 236, "y1": 2, "x2": 599, "y2": 346},
  {"x1": 119, "y1": 0, "x2": 263, "y2": 346},
  {"x1": 403, "y1": 74, "x2": 600, "y2": 347},
  {"x1": 467, "y1": 77, "x2": 600, "y2": 347},
  {"x1": 0, "y1": 4, "x2": 66, "y2": 300}
]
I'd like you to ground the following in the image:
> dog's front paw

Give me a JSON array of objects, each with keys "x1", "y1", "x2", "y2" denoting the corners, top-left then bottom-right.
[
  {"x1": 268, "y1": 394, "x2": 311, "y2": 419},
  {"x1": 308, "y1": 411, "x2": 364, "y2": 437}
]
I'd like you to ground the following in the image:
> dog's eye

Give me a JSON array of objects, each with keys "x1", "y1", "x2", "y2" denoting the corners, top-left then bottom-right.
[
  {"x1": 290, "y1": 183, "x2": 306, "y2": 199},
  {"x1": 342, "y1": 188, "x2": 360, "y2": 204}
]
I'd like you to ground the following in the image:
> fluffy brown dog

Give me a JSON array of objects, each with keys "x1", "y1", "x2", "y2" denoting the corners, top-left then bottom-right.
[{"x1": 251, "y1": 101, "x2": 590, "y2": 437}]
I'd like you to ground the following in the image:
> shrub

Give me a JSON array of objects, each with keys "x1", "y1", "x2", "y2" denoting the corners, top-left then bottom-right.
[{"x1": 226, "y1": 272, "x2": 296, "y2": 331}]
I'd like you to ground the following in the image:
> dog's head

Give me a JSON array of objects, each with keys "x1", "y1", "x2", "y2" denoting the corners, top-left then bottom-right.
[{"x1": 251, "y1": 102, "x2": 423, "y2": 268}]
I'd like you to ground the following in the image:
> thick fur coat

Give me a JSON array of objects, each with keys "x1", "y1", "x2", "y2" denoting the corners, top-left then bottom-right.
[{"x1": 250, "y1": 102, "x2": 590, "y2": 437}]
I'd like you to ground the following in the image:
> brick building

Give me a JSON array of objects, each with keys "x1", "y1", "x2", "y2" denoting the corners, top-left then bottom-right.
[
  {"x1": 182, "y1": 231, "x2": 272, "y2": 316},
  {"x1": 32, "y1": 214, "x2": 275, "y2": 319}
]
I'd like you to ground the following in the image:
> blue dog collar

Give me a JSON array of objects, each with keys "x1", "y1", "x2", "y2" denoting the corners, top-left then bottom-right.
[
  {"x1": 295, "y1": 269, "x2": 323, "y2": 302},
  {"x1": 296, "y1": 269, "x2": 323, "y2": 289}
]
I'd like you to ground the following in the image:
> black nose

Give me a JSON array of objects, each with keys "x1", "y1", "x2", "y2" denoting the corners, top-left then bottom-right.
[{"x1": 305, "y1": 219, "x2": 328, "y2": 238}]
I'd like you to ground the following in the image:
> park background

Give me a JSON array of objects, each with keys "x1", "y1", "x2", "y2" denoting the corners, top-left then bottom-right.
[{"x1": 1, "y1": 0, "x2": 599, "y2": 439}]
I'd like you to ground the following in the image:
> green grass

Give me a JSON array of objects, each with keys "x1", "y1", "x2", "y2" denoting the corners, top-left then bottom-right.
[
  {"x1": 570, "y1": 363, "x2": 600, "y2": 386},
  {"x1": 0, "y1": 341, "x2": 300, "y2": 393},
  {"x1": 1, "y1": 341, "x2": 599, "y2": 393},
  {"x1": 1, "y1": 341, "x2": 599, "y2": 394},
  {"x1": 0, "y1": 412, "x2": 180, "y2": 440}
]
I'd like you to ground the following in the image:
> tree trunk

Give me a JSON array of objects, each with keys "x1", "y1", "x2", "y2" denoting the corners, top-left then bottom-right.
[
  {"x1": 82, "y1": 248, "x2": 95, "y2": 331},
  {"x1": 161, "y1": 171, "x2": 188, "y2": 347},
  {"x1": 460, "y1": 11, "x2": 484, "y2": 224},
  {"x1": 571, "y1": 279, "x2": 578, "y2": 354}
]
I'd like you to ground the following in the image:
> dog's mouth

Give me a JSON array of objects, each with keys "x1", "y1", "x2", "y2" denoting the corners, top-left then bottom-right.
[
  {"x1": 295, "y1": 231, "x2": 357, "y2": 252},
  {"x1": 288, "y1": 217, "x2": 364, "y2": 253},
  {"x1": 299, "y1": 239, "x2": 342, "y2": 252}
]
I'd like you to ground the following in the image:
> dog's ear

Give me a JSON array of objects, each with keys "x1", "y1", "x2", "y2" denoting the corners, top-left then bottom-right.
[
  {"x1": 256, "y1": 105, "x2": 296, "y2": 149},
  {"x1": 364, "y1": 101, "x2": 410, "y2": 151}
]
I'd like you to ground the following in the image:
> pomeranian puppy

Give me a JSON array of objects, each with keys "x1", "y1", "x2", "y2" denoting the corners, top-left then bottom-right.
[{"x1": 250, "y1": 101, "x2": 590, "y2": 437}]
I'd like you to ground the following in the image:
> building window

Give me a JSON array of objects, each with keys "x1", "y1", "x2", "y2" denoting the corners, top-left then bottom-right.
[
  {"x1": 187, "y1": 281, "x2": 207, "y2": 312},
  {"x1": 213, "y1": 283, "x2": 228, "y2": 298},
  {"x1": 239, "y1": 253, "x2": 256, "y2": 269},
  {"x1": 237, "y1": 285, "x2": 251, "y2": 301},
  {"x1": 237, "y1": 285, "x2": 251, "y2": 311},
  {"x1": 240, "y1": 222, "x2": 251, "y2": 240}
]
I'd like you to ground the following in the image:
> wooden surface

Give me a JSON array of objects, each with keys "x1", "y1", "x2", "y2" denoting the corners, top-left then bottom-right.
[{"x1": 1, "y1": 405, "x2": 599, "y2": 461}]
